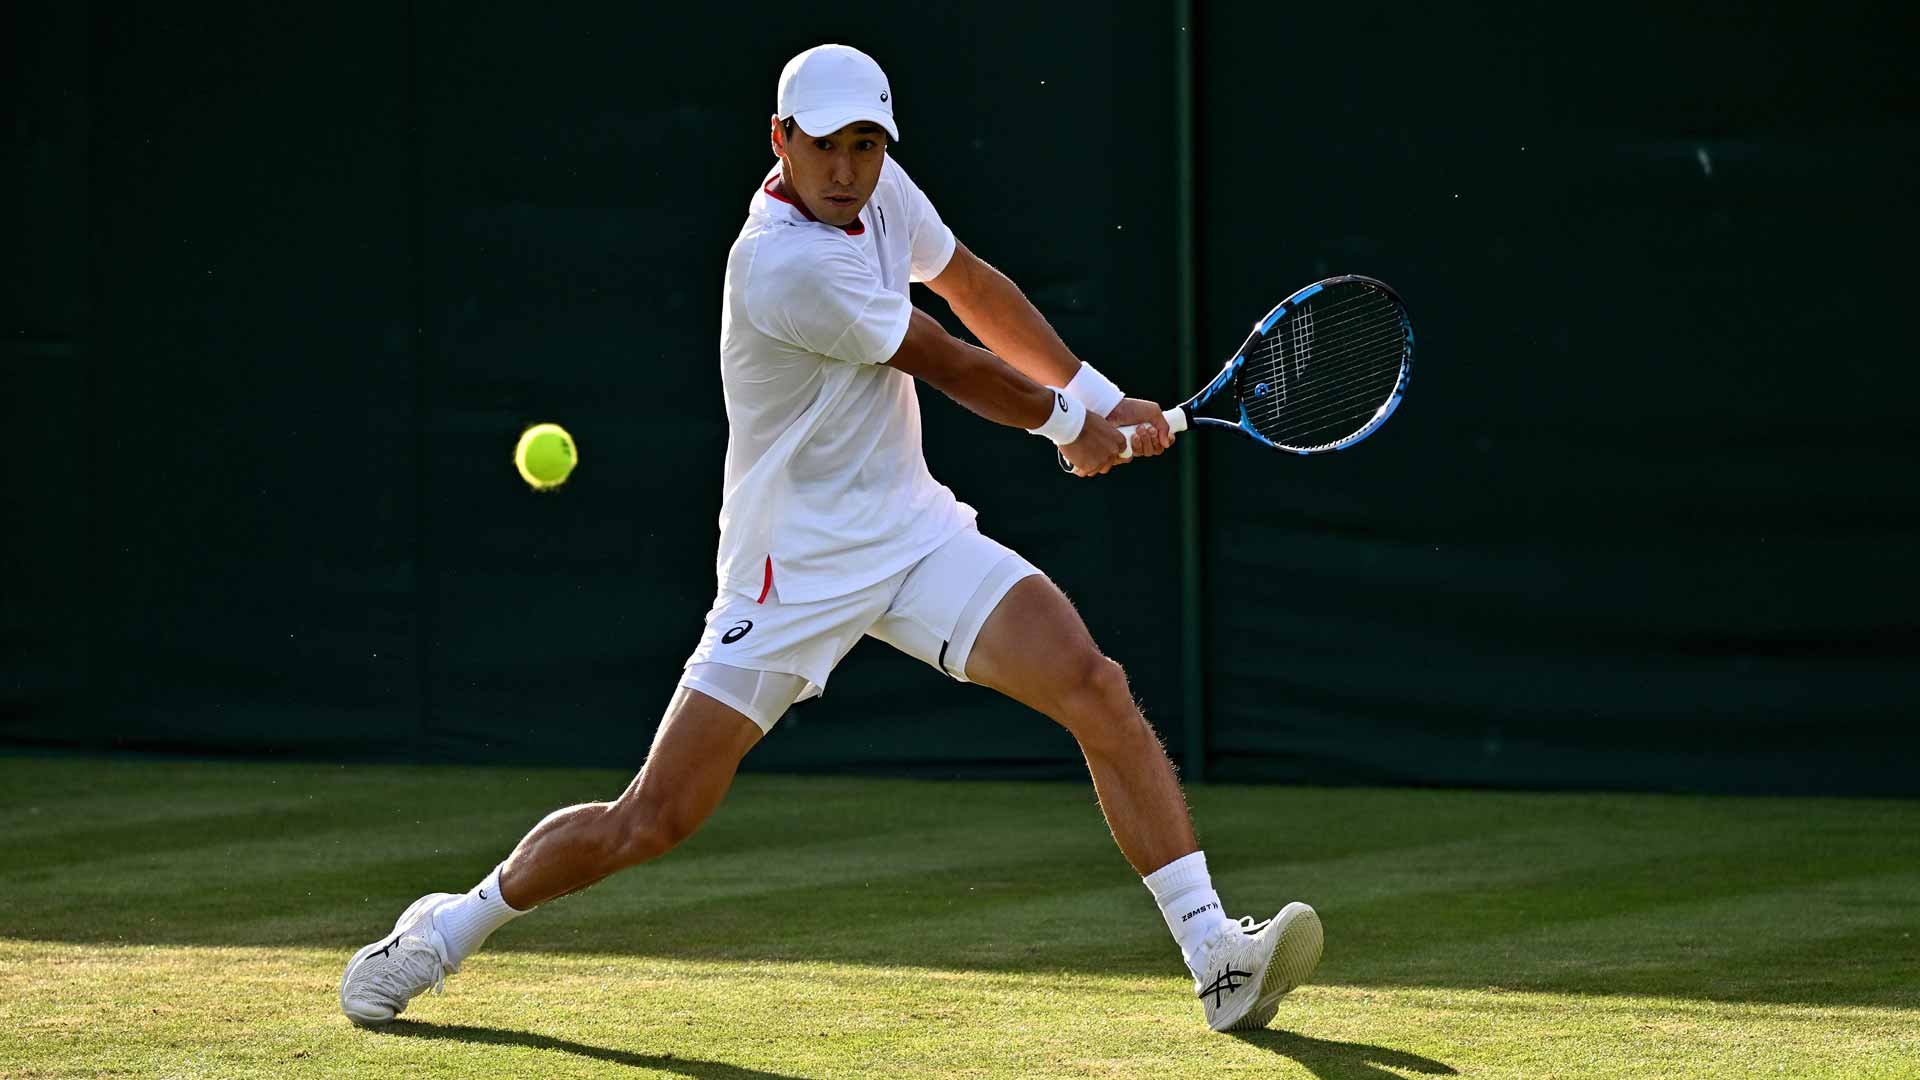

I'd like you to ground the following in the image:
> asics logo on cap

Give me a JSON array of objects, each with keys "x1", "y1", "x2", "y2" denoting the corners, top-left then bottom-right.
[{"x1": 777, "y1": 44, "x2": 901, "y2": 142}]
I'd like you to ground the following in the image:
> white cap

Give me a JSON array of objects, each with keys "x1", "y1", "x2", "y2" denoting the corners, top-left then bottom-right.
[{"x1": 776, "y1": 44, "x2": 899, "y2": 141}]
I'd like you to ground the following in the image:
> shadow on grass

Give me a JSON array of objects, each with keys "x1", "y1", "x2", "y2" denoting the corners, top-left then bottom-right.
[
  {"x1": 382, "y1": 1021, "x2": 809, "y2": 1079},
  {"x1": 1234, "y1": 1029, "x2": 1456, "y2": 1080}
]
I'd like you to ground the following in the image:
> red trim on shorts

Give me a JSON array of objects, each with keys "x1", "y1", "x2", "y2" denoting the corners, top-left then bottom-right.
[
  {"x1": 764, "y1": 175, "x2": 865, "y2": 236},
  {"x1": 757, "y1": 556, "x2": 773, "y2": 604}
]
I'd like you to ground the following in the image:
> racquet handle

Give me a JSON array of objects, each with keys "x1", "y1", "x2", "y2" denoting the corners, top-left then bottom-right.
[
  {"x1": 1057, "y1": 407, "x2": 1188, "y2": 473},
  {"x1": 1116, "y1": 407, "x2": 1189, "y2": 459}
]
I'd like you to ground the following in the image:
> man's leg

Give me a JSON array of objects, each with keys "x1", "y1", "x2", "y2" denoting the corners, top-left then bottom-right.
[
  {"x1": 496, "y1": 684, "x2": 763, "y2": 908},
  {"x1": 961, "y1": 574, "x2": 1321, "y2": 1032},
  {"x1": 339, "y1": 685, "x2": 763, "y2": 1026},
  {"x1": 961, "y1": 575, "x2": 1193, "y2": 875}
]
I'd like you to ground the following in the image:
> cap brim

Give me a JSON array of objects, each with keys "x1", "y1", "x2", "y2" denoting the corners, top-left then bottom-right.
[{"x1": 789, "y1": 106, "x2": 899, "y2": 142}]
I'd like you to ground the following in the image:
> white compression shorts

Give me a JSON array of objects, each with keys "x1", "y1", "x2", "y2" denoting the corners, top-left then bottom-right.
[
  {"x1": 678, "y1": 663, "x2": 811, "y2": 733},
  {"x1": 680, "y1": 526, "x2": 1040, "y2": 732}
]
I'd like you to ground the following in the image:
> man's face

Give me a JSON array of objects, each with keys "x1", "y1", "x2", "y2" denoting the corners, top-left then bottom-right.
[{"x1": 772, "y1": 117, "x2": 890, "y2": 228}]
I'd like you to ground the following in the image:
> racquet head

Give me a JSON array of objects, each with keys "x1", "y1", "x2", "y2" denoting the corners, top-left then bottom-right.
[{"x1": 1187, "y1": 275, "x2": 1412, "y2": 454}]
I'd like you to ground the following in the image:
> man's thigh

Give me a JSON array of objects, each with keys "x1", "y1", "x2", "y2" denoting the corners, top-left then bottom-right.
[
  {"x1": 866, "y1": 527, "x2": 1040, "y2": 682},
  {"x1": 620, "y1": 683, "x2": 766, "y2": 821},
  {"x1": 958, "y1": 574, "x2": 1106, "y2": 713},
  {"x1": 681, "y1": 575, "x2": 894, "y2": 730}
]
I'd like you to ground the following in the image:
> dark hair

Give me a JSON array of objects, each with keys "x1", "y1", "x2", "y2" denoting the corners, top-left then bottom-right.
[{"x1": 782, "y1": 118, "x2": 796, "y2": 138}]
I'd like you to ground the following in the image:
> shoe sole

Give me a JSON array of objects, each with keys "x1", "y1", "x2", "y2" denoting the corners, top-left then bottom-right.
[
  {"x1": 1217, "y1": 902, "x2": 1324, "y2": 1033},
  {"x1": 339, "y1": 892, "x2": 458, "y2": 1027}
]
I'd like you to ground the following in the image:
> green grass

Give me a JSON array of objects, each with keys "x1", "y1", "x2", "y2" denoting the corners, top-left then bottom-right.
[{"x1": 3, "y1": 755, "x2": 1916, "y2": 1079}]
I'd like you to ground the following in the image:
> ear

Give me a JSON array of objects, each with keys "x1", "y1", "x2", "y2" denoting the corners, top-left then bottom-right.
[{"x1": 769, "y1": 114, "x2": 786, "y2": 160}]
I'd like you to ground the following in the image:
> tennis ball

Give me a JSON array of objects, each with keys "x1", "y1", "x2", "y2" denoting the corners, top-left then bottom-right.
[{"x1": 513, "y1": 422, "x2": 578, "y2": 490}]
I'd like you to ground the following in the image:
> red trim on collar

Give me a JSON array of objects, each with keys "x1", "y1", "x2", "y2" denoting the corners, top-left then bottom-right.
[{"x1": 764, "y1": 176, "x2": 866, "y2": 236}]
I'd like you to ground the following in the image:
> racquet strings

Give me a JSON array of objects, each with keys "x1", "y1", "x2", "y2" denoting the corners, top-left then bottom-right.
[{"x1": 1237, "y1": 283, "x2": 1406, "y2": 451}]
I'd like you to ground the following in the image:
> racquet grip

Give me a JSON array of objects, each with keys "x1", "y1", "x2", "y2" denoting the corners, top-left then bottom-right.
[
  {"x1": 1056, "y1": 407, "x2": 1188, "y2": 472},
  {"x1": 1116, "y1": 407, "x2": 1189, "y2": 459}
]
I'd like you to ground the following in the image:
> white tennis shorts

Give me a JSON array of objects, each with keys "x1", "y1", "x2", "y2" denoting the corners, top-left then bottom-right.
[{"x1": 680, "y1": 526, "x2": 1040, "y2": 731}]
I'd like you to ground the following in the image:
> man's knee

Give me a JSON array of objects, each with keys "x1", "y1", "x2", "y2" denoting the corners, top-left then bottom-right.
[
  {"x1": 600, "y1": 797, "x2": 699, "y2": 871},
  {"x1": 1056, "y1": 652, "x2": 1147, "y2": 746}
]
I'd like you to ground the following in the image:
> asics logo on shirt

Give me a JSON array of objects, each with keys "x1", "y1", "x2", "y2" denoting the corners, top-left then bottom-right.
[
  {"x1": 722, "y1": 620, "x2": 754, "y2": 644},
  {"x1": 1197, "y1": 967, "x2": 1252, "y2": 1008}
]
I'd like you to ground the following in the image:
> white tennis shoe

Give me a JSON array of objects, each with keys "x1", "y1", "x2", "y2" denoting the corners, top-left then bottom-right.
[
  {"x1": 339, "y1": 892, "x2": 460, "y2": 1027},
  {"x1": 1193, "y1": 901, "x2": 1323, "y2": 1033}
]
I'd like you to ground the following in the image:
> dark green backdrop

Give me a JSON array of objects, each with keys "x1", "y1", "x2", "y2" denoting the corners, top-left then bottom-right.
[{"x1": 5, "y1": 2, "x2": 1915, "y2": 794}]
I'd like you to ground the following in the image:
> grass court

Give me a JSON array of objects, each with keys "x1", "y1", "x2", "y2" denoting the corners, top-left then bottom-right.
[{"x1": 4, "y1": 755, "x2": 1916, "y2": 1079}]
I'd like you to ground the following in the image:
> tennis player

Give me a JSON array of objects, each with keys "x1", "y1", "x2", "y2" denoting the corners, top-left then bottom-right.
[{"x1": 341, "y1": 44, "x2": 1320, "y2": 1034}]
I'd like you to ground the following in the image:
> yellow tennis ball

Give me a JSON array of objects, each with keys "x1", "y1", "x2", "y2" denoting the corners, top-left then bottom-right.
[{"x1": 513, "y1": 423, "x2": 578, "y2": 490}]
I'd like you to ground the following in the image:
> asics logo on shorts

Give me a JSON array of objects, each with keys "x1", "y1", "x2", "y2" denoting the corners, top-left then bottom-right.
[{"x1": 722, "y1": 620, "x2": 754, "y2": 644}]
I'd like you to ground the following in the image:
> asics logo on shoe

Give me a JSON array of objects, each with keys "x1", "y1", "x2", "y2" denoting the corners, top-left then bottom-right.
[
  {"x1": 1197, "y1": 967, "x2": 1252, "y2": 1008},
  {"x1": 370, "y1": 935, "x2": 402, "y2": 961},
  {"x1": 478, "y1": 889, "x2": 487, "y2": 899},
  {"x1": 1181, "y1": 901, "x2": 1220, "y2": 922}
]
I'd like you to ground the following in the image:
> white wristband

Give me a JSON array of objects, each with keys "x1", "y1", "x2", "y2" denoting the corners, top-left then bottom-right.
[
  {"x1": 1027, "y1": 388, "x2": 1087, "y2": 446},
  {"x1": 1065, "y1": 362, "x2": 1125, "y2": 418}
]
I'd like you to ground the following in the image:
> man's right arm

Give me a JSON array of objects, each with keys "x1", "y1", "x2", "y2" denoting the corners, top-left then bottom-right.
[{"x1": 887, "y1": 307, "x2": 1128, "y2": 475}]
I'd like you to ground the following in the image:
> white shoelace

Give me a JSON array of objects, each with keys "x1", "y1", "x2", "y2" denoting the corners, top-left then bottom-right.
[
  {"x1": 1192, "y1": 914, "x2": 1274, "y2": 989},
  {"x1": 1203, "y1": 915, "x2": 1265, "y2": 952},
  {"x1": 354, "y1": 935, "x2": 448, "y2": 1006}
]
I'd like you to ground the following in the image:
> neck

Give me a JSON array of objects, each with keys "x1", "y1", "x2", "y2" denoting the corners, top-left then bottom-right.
[{"x1": 766, "y1": 161, "x2": 865, "y2": 236}]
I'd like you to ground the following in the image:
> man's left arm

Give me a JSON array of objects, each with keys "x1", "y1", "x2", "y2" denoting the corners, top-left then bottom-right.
[{"x1": 924, "y1": 242, "x2": 1172, "y2": 457}]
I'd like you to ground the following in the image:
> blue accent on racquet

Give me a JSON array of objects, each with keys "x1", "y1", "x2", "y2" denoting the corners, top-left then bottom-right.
[{"x1": 1175, "y1": 275, "x2": 1412, "y2": 455}]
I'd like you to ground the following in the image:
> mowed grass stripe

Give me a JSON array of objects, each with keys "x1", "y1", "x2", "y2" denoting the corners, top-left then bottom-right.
[
  {"x1": 8, "y1": 757, "x2": 1918, "y2": 997},
  {"x1": 30, "y1": 846, "x2": 1901, "y2": 1000},
  {"x1": 1328, "y1": 843, "x2": 1912, "y2": 955},
  {"x1": 1366, "y1": 871, "x2": 1920, "y2": 1005},
  {"x1": 6, "y1": 811, "x2": 1137, "y2": 950},
  {"x1": 5, "y1": 942, "x2": 1917, "y2": 1080}
]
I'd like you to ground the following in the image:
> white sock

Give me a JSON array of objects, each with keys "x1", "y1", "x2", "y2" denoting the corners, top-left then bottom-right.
[
  {"x1": 1142, "y1": 850, "x2": 1233, "y2": 972},
  {"x1": 434, "y1": 865, "x2": 529, "y2": 968}
]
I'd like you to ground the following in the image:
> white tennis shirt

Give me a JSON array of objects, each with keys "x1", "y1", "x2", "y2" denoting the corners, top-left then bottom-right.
[{"x1": 713, "y1": 156, "x2": 975, "y2": 603}]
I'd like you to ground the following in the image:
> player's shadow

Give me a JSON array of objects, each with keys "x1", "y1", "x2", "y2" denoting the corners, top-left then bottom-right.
[
  {"x1": 1234, "y1": 1028, "x2": 1456, "y2": 1080},
  {"x1": 381, "y1": 1020, "x2": 808, "y2": 1080}
]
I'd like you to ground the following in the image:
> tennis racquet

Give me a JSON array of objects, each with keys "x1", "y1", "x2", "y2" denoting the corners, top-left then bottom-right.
[{"x1": 1065, "y1": 275, "x2": 1412, "y2": 469}]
